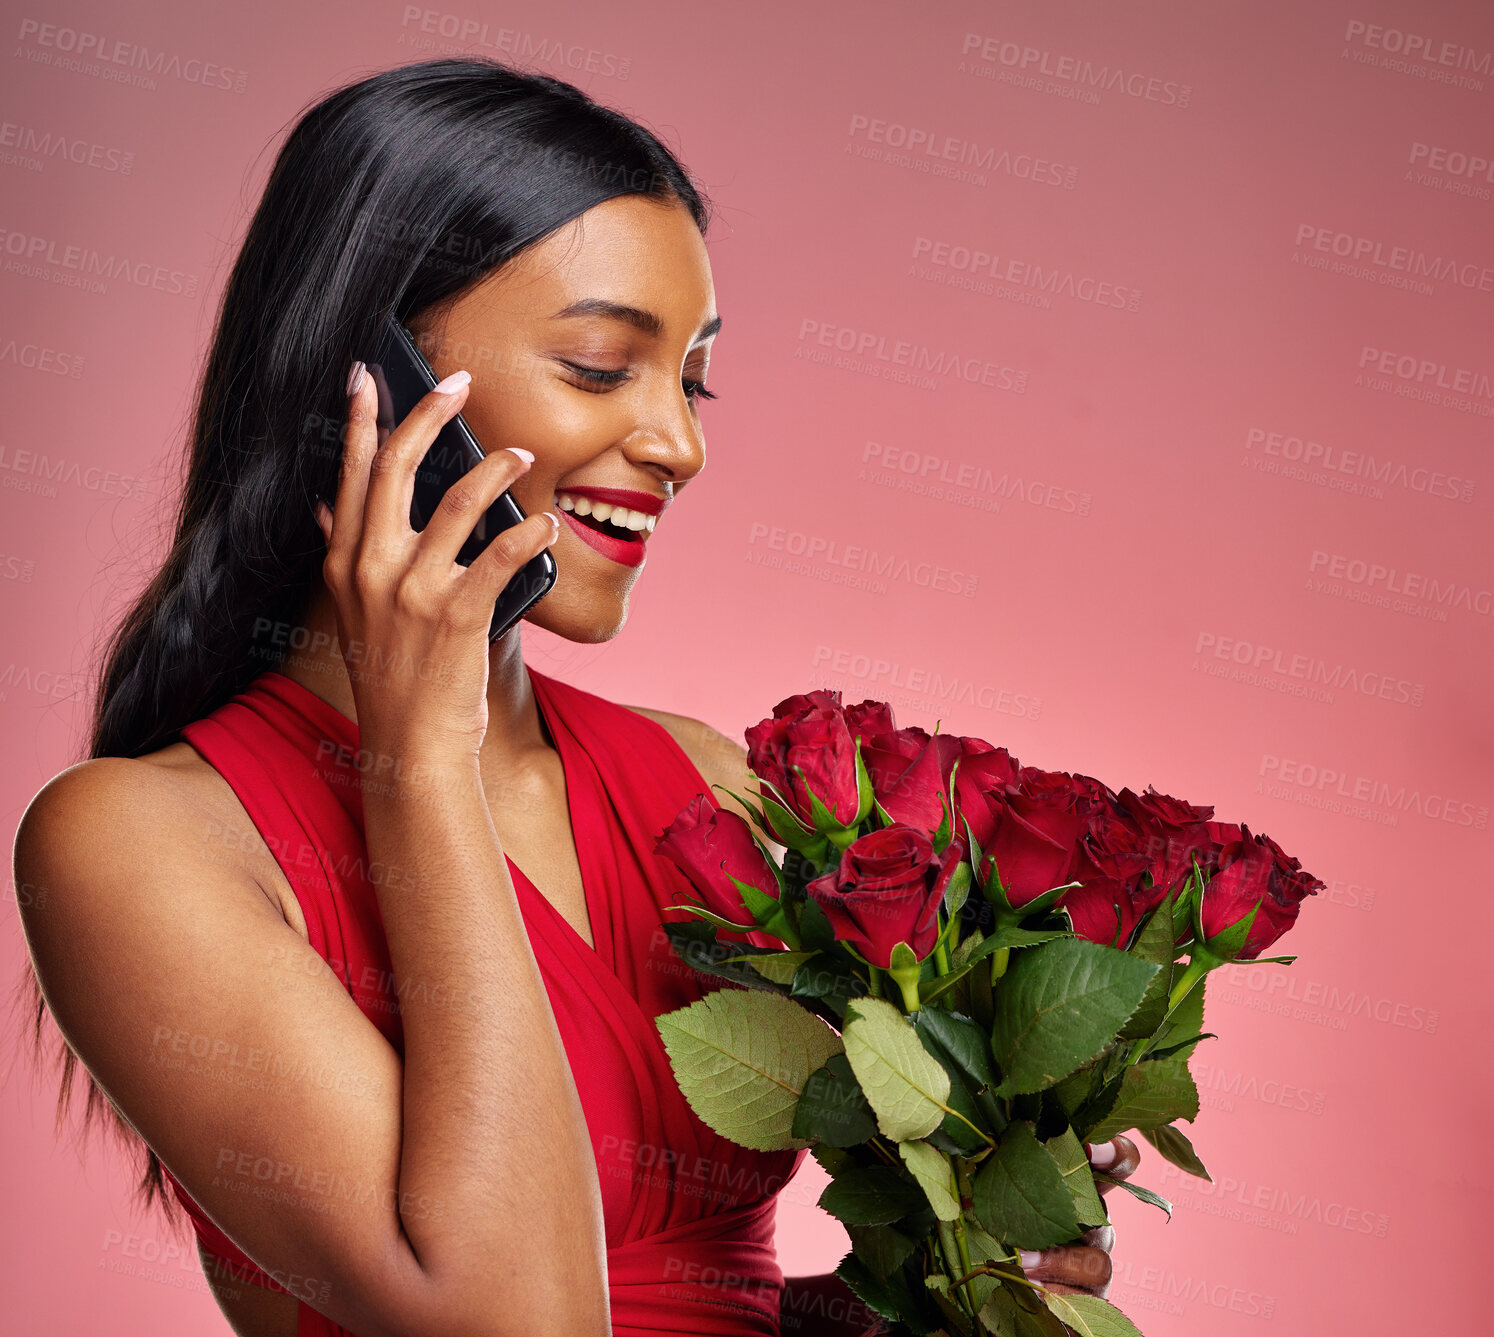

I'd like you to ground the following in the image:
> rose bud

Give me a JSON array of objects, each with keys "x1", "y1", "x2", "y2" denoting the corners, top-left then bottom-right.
[
  {"x1": 805, "y1": 824, "x2": 966, "y2": 969},
  {"x1": 655, "y1": 794, "x2": 781, "y2": 925},
  {"x1": 745, "y1": 690, "x2": 863, "y2": 831},
  {"x1": 1199, "y1": 822, "x2": 1322, "y2": 958}
]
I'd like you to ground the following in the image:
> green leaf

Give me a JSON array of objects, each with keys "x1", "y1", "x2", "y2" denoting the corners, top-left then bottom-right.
[
  {"x1": 991, "y1": 939, "x2": 1160, "y2": 1096},
  {"x1": 980, "y1": 1278, "x2": 1071, "y2": 1336},
  {"x1": 1140, "y1": 1123, "x2": 1212, "y2": 1182},
  {"x1": 898, "y1": 1140, "x2": 961, "y2": 1221},
  {"x1": 1094, "y1": 1171, "x2": 1173, "y2": 1220},
  {"x1": 791, "y1": 1053, "x2": 879, "y2": 1147},
  {"x1": 845, "y1": 1221, "x2": 919, "y2": 1279},
  {"x1": 833, "y1": 1251, "x2": 902, "y2": 1321},
  {"x1": 1043, "y1": 1127, "x2": 1108, "y2": 1229},
  {"x1": 1043, "y1": 1292, "x2": 1147, "y2": 1336},
  {"x1": 662, "y1": 921, "x2": 790, "y2": 994},
  {"x1": 842, "y1": 997, "x2": 952, "y2": 1141},
  {"x1": 818, "y1": 1165, "x2": 926, "y2": 1226},
  {"x1": 917, "y1": 962, "x2": 977, "y2": 1006},
  {"x1": 1117, "y1": 898, "x2": 1177, "y2": 1040},
  {"x1": 722, "y1": 950, "x2": 819, "y2": 986},
  {"x1": 914, "y1": 1007, "x2": 997, "y2": 1090},
  {"x1": 972, "y1": 1121, "x2": 1081, "y2": 1250},
  {"x1": 1083, "y1": 1053, "x2": 1199, "y2": 1144},
  {"x1": 1143, "y1": 1032, "x2": 1216, "y2": 1064},
  {"x1": 655, "y1": 989, "x2": 843, "y2": 1151}
]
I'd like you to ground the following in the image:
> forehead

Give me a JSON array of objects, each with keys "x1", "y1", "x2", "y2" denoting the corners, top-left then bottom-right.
[{"x1": 451, "y1": 194, "x2": 715, "y2": 332}]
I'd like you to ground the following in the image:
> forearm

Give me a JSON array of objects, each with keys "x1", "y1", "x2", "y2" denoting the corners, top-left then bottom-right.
[{"x1": 363, "y1": 752, "x2": 604, "y2": 1314}]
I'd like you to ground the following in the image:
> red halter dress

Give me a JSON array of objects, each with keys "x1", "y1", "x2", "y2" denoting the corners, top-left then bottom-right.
[{"x1": 158, "y1": 668, "x2": 805, "y2": 1336}]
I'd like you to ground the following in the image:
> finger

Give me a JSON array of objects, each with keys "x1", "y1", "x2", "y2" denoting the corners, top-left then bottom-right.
[
  {"x1": 451, "y1": 507, "x2": 559, "y2": 625},
  {"x1": 414, "y1": 447, "x2": 536, "y2": 573},
  {"x1": 362, "y1": 368, "x2": 472, "y2": 548},
  {"x1": 326, "y1": 362, "x2": 377, "y2": 576},
  {"x1": 1089, "y1": 1134, "x2": 1140, "y2": 1192},
  {"x1": 1018, "y1": 1243, "x2": 1113, "y2": 1296},
  {"x1": 314, "y1": 499, "x2": 333, "y2": 544}
]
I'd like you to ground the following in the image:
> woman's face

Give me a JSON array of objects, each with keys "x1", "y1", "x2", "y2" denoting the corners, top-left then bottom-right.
[{"x1": 407, "y1": 194, "x2": 717, "y2": 645}]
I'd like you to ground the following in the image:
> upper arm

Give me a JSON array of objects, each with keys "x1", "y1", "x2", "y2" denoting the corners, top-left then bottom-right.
[
  {"x1": 12, "y1": 759, "x2": 444, "y2": 1337},
  {"x1": 623, "y1": 706, "x2": 786, "y2": 857}
]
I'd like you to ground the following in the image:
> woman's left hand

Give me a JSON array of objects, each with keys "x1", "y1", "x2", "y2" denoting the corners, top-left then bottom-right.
[{"x1": 1016, "y1": 1134, "x2": 1141, "y2": 1300}]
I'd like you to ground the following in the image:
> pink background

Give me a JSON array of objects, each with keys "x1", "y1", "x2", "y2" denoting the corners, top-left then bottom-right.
[{"x1": 4, "y1": 2, "x2": 1491, "y2": 1333}]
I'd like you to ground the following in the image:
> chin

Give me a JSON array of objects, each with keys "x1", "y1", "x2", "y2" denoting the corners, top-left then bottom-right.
[{"x1": 525, "y1": 578, "x2": 633, "y2": 644}]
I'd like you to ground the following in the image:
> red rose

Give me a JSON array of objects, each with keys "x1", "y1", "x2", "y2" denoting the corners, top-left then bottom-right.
[
  {"x1": 980, "y1": 767, "x2": 1097, "y2": 907},
  {"x1": 844, "y1": 698, "x2": 897, "y2": 739},
  {"x1": 1198, "y1": 822, "x2": 1322, "y2": 958},
  {"x1": 655, "y1": 794, "x2": 780, "y2": 923},
  {"x1": 1116, "y1": 786, "x2": 1217, "y2": 897},
  {"x1": 745, "y1": 690, "x2": 861, "y2": 828},
  {"x1": 1063, "y1": 801, "x2": 1158, "y2": 946},
  {"x1": 859, "y1": 725, "x2": 1019, "y2": 848},
  {"x1": 805, "y1": 825, "x2": 966, "y2": 968}
]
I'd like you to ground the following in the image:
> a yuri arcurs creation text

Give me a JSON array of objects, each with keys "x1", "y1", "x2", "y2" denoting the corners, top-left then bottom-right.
[{"x1": 651, "y1": 690, "x2": 1322, "y2": 1337}]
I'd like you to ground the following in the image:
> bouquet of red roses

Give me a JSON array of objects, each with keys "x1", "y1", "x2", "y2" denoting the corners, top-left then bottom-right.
[{"x1": 651, "y1": 690, "x2": 1322, "y2": 1337}]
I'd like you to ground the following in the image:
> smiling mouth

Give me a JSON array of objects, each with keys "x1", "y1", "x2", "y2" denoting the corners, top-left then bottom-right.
[
  {"x1": 554, "y1": 492, "x2": 656, "y2": 543},
  {"x1": 552, "y1": 490, "x2": 655, "y2": 569}
]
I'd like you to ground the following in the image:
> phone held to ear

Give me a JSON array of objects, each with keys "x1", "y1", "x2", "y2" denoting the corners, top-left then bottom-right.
[{"x1": 322, "y1": 315, "x2": 558, "y2": 642}]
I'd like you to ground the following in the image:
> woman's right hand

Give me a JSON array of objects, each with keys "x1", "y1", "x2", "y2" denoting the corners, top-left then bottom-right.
[{"x1": 312, "y1": 360, "x2": 559, "y2": 761}]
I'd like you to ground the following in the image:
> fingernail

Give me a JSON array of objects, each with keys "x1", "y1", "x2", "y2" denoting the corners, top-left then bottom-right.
[
  {"x1": 1088, "y1": 1139, "x2": 1120, "y2": 1170},
  {"x1": 1017, "y1": 1249, "x2": 1042, "y2": 1272},
  {"x1": 431, "y1": 369, "x2": 472, "y2": 395},
  {"x1": 346, "y1": 360, "x2": 366, "y2": 396},
  {"x1": 545, "y1": 512, "x2": 561, "y2": 543},
  {"x1": 506, "y1": 447, "x2": 535, "y2": 464}
]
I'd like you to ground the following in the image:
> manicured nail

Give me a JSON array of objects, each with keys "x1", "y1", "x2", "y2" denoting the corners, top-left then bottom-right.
[
  {"x1": 506, "y1": 447, "x2": 535, "y2": 464},
  {"x1": 431, "y1": 369, "x2": 471, "y2": 395},
  {"x1": 545, "y1": 512, "x2": 561, "y2": 543},
  {"x1": 1087, "y1": 1139, "x2": 1119, "y2": 1170},
  {"x1": 1017, "y1": 1250, "x2": 1043, "y2": 1272},
  {"x1": 346, "y1": 360, "x2": 366, "y2": 396}
]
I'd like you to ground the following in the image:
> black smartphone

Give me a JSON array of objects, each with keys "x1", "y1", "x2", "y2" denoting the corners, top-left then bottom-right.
[{"x1": 329, "y1": 315, "x2": 557, "y2": 641}]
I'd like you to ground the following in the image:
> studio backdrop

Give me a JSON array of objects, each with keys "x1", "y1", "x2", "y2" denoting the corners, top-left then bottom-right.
[{"x1": 3, "y1": 2, "x2": 1489, "y2": 1335}]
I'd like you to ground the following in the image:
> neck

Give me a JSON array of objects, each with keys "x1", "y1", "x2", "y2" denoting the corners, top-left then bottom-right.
[{"x1": 274, "y1": 580, "x2": 549, "y2": 762}]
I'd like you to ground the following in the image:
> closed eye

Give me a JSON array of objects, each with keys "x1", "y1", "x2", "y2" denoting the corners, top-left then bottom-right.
[{"x1": 562, "y1": 362, "x2": 717, "y2": 403}]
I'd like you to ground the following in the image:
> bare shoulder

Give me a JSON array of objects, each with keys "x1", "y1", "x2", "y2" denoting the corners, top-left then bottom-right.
[
  {"x1": 14, "y1": 747, "x2": 284, "y2": 940},
  {"x1": 621, "y1": 704, "x2": 779, "y2": 844}
]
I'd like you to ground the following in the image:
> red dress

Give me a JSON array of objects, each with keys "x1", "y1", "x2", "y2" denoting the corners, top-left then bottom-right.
[{"x1": 158, "y1": 668, "x2": 805, "y2": 1336}]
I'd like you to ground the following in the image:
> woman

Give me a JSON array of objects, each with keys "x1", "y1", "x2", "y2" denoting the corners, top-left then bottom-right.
[{"x1": 14, "y1": 58, "x2": 1140, "y2": 1337}]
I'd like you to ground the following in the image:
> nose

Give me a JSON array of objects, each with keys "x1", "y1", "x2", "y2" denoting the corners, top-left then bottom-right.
[{"x1": 620, "y1": 385, "x2": 707, "y2": 486}]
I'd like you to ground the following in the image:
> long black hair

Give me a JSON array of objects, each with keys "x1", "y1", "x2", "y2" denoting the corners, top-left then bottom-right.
[{"x1": 21, "y1": 55, "x2": 711, "y2": 1221}]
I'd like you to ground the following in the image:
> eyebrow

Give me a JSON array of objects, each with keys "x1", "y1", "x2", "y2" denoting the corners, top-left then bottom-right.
[{"x1": 551, "y1": 297, "x2": 722, "y2": 344}]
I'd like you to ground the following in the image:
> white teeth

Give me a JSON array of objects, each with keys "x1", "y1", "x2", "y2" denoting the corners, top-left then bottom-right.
[{"x1": 554, "y1": 491, "x2": 659, "y2": 535}]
